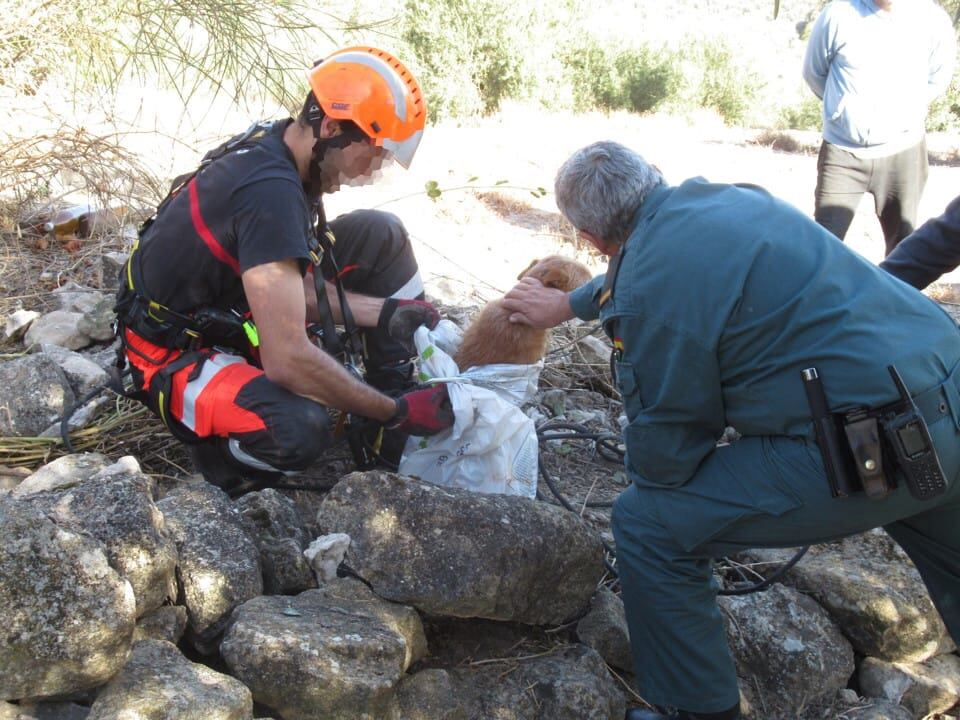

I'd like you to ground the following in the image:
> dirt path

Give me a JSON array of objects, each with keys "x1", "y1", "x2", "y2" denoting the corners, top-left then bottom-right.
[{"x1": 322, "y1": 106, "x2": 960, "y2": 304}]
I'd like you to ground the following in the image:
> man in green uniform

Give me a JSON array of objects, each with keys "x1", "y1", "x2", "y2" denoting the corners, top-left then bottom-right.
[{"x1": 502, "y1": 141, "x2": 960, "y2": 720}]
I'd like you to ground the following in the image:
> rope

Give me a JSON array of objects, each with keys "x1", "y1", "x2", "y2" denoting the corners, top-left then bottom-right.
[{"x1": 534, "y1": 418, "x2": 808, "y2": 596}]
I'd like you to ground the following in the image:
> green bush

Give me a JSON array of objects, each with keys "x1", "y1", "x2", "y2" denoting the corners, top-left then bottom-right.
[
  {"x1": 685, "y1": 39, "x2": 760, "y2": 126},
  {"x1": 402, "y1": 0, "x2": 535, "y2": 119},
  {"x1": 778, "y1": 96, "x2": 823, "y2": 130},
  {"x1": 561, "y1": 39, "x2": 619, "y2": 110},
  {"x1": 615, "y1": 47, "x2": 683, "y2": 114},
  {"x1": 927, "y1": 69, "x2": 960, "y2": 133},
  {"x1": 560, "y1": 39, "x2": 680, "y2": 115}
]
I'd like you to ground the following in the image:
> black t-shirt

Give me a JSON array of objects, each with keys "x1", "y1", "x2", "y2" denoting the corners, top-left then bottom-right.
[{"x1": 134, "y1": 120, "x2": 314, "y2": 314}]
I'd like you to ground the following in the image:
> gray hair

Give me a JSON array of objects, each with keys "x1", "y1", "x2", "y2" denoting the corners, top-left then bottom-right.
[{"x1": 554, "y1": 141, "x2": 664, "y2": 245}]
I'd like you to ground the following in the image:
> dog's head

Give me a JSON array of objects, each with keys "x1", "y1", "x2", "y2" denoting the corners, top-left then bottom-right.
[{"x1": 518, "y1": 255, "x2": 592, "y2": 292}]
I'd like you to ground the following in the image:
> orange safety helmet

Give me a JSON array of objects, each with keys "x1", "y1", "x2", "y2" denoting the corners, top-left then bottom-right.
[{"x1": 308, "y1": 47, "x2": 426, "y2": 169}]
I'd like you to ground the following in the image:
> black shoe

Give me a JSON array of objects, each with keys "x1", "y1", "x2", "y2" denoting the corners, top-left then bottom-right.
[
  {"x1": 361, "y1": 359, "x2": 416, "y2": 471},
  {"x1": 188, "y1": 439, "x2": 283, "y2": 497},
  {"x1": 348, "y1": 419, "x2": 406, "y2": 471},
  {"x1": 189, "y1": 441, "x2": 244, "y2": 490}
]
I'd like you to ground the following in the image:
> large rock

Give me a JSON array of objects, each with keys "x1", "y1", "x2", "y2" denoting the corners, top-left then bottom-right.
[
  {"x1": 39, "y1": 344, "x2": 110, "y2": 397},
  {"x1": 386, "y1": 669, "x2": 467, "y2": 720},
  {"x1": 13, "y1": 453, "x2": 108, "y2": 492},
  {"x1": 23, "y1": 310, "x2": 91, "y2": 351},
  {"x1": 221, "y1": 579, "x2": 426, "y2": 720},
  {"x1": 87, "y1": 640, "x2": 252, "y2": 720},
  {"x1": 0, "y1": 495, "x2": 135, "y2": 699},
  {"x1": 156, "y1": 482, "x2": 262, "y2": 645},
  {"x1": 234, "y1": 488, "x2": 315, "y2": 595},
  {"x1": 77, "y1": 297, "x2": 116, "y2": 342},
  {"x1": 134, "y1": 605, "x2": 188, "y2": 644},
  {"x1": 101, "y1": 251, "x2": 128, "y2": 290},
  {"x1": 576, "y1": 586, "x2": 632, "y2": 671},
  {"x1": 317, "y1": 471, "x2": 604, "y2": 624},
  {"x1": 52, "y1": 283, "x2": 106, "y2": 314},
  {"x1": 719, "y1": 583, "x2": 854, "y2": 719},
  {"x1": 0, "y1": 355, "x2": 75, "y2": 436},
  {"x1": 38, "y1": 395, "x2": 110, "y2": 436},
  {"x1": 15, "y1": 455, "x2": 176, "y2": 616},
  {"x1": 745, "y1": 531, "x2": 952, "y2": 661},
  {"x1": 859, "y1": 654, "x2": 960, "y2": 719},
  {"x1": 449, "y1": 644, "x2": 625, "y2": 719},
  {"x1": 838, "y1": 698, "x2": 913, "y2": 720}
]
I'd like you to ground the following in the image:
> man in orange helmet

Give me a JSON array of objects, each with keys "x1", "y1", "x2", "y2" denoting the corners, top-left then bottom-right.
[{"x1": 115, "y1": 47, "x2": 452, "y2": 491}]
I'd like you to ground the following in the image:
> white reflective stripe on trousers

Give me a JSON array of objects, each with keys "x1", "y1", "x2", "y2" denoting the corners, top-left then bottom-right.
[
  {"x1": 226, "y1": 438, "x2": 293, "y2": 475},
  {"x1": 179, "y1": 352, "x2": 246, "y2": 432}
]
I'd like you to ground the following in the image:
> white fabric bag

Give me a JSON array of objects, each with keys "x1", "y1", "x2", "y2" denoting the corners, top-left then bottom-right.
[{"x1": 397, "y1": 320, "x2": 540, "y2": 497}]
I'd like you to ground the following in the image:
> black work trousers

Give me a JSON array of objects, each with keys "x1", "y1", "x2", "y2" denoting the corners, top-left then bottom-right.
[{"x1": 814, "y1": 138, "x2": 929, "y2": 256}]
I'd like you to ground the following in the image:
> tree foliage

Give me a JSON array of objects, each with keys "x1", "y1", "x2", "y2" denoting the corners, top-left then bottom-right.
[
  {"x1": 0, "y1": 0, "x2": 385, "y2": 107},
  {"x1": 0, "y1": 0, "x2": 388, "y2": 207}
]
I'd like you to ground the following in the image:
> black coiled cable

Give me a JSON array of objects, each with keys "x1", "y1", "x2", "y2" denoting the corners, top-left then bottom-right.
[{"x1": 535, "y1": 417, "x2": 808, "y2": 595}]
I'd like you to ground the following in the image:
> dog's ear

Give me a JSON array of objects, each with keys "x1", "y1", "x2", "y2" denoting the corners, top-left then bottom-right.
[
  {"x1": 517, "y1": 258, "x2": 540, "y2": 281},
  {"x1": 571, "y1": 265, "x2": 593, "y2": 289},
  {"x1": 539, "y1": 266, "x2": 571, "y2": 290}
]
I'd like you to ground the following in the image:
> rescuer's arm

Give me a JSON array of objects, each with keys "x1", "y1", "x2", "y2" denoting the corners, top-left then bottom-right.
[
  {"x1": 302, "y1": 271, "x2": 439, "y2": 351},
  {"x1": 246, "y1": 259, "x2": 396, "y2": 420},
  {"x1": 302, "y1": 271, "x2": 386, "y2": 326}
]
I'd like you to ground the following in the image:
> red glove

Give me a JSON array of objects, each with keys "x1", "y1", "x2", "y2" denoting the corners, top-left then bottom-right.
[
  {"x1": 387, "y1": 384, "x2": 454, "y2": 436},
  {"x1": 378, "y1": 298, "x2": 440, "y2": 353}
]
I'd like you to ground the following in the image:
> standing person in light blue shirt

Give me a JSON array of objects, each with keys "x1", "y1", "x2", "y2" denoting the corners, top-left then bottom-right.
[
  {"x1": 503, "y1": 141, "x2": 960, "y2": 720},
  {"x1": 803, "y1": 0, "x2": 955, "y2": 255}
]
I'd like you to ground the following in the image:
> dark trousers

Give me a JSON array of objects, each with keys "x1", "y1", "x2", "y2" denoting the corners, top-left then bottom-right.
[
  {"x1": 613, "y1": 366, "x2": 960, "y2": 714},
  {"x1": 325, "y1": 208, "x2": 426, "y2": 380},
  {"x1": 814, "y1": 139, "x2": 929, "y2": 256}
]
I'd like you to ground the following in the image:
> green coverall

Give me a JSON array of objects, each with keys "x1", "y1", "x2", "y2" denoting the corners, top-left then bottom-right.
[{"x1": 568, "y1": 178, "x2": 960, "y2": 713}]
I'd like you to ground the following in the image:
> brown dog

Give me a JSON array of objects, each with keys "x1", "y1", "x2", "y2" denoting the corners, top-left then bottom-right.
[{"x1": 454, "y1": 255, "x2": 593, "y2": 370}]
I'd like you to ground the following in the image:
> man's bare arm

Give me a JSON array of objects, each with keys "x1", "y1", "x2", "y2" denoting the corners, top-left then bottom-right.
[
  {"x1": 302, "y1": 271, "x2": 385, "y2": 326},
  {"x1": 246, "y1": 260, "x2": 395, "y2": 421}
]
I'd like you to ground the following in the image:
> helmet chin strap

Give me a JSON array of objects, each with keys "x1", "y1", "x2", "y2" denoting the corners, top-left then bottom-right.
[{"x1": 301, "y1": 92, "x2": 369, "y2": 200}]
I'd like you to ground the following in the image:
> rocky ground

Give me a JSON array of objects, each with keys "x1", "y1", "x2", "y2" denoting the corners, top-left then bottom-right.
[{"x1": 1, "y1": 273, "x2": 960, "y2": 719}]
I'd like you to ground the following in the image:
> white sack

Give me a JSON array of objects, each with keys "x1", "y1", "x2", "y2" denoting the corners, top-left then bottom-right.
[{"x1": 398, "y1": 320, "x2": 540, "y2": 497}]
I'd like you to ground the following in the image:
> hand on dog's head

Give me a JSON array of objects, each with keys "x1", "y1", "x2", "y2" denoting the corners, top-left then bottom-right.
[{"x1": 517, "y1": 255, "x2": 592, "y2": 292}]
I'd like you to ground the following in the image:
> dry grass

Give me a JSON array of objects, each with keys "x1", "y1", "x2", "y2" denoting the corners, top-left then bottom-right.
[
  {"x1": 750, "y1": 129, "x2": 816, "y2": 155},
  {"x1": 0, "y1": 125, "x2": 164, "y2": 215},
  {"x1": 0, "y1": 210, "x2": 135, "y2": 345},
  {"x1": 475, "y1": 191, "x2": 571, "y2": 238},
  {"x1": 927, "y1": 281, "x2": 960, "y2": 304},
  {"x1": 0, "y1": 126, "x2": 160, "y2": 326},
  {"x1": 0, "y1": 396, "x2": 189, "y2": 477}
]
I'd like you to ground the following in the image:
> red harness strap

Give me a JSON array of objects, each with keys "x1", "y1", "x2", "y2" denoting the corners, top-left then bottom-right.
[{"x1": 188, "y1": 178, "x2": 241, "y2": 275}]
